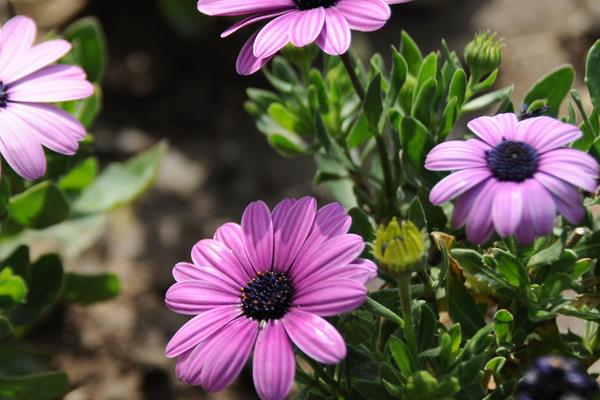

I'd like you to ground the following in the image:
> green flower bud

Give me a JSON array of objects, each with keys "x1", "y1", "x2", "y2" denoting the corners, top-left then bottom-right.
[
  {"x1": 374, "y1": 218, "x2": 427, "y2": 276},
  {"x1": 464, "y1": 31, "x2": 504, "y2": 80}
]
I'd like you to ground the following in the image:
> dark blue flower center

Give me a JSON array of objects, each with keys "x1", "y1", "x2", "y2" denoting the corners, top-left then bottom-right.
[
  {"x1": 293, "y1": 0, "x2": 336, "y2": 10},
  {"x1": 0, "y1": 82, "x2": 9, "y2": 108},
  {"x1": 241, "y1": 272, "x2": 293, "y2": 321},
  {"x1": 486, "y1": 140, "x2": 539, "y2": 182}
]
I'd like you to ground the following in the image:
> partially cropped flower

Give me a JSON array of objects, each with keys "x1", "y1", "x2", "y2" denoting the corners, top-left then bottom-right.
[
  {"x1": 516, "y1": 356, "x2": 599, "y2": 400},
  {"x1": 165, "y1": 197, "x2": 376, "y2": 400},
  {"x1": 425, "y1": 113, "x2": 599, "y2": 245},
  {"x1": 0, "y1": 16, "x2": 93, "y2": 180},
  {"x1": 374, "y1": 218, "x2": 426, "y2": 276},
  {"x1": 464, "y1": 31, "x2": 504, "y2": 79},
  {"x1": 197, "y1": 0, "x2": 413, "y2": 75}
]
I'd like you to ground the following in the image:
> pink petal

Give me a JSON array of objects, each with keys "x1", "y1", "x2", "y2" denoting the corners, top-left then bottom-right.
[
  {"x1": 213, "y1": 222, "x2": 256, "y2": 279},
  {"x1": 253, "y1": 12, "x2": 295, "y2": 59},
  {"x1": 222, "y1": 10, "x2": 289, "y2": 38},
  {"x1": 291, "y1": 233, "x2": 364, "y2": 283},
  {"x1": 452, "y1": 181, "x2": 488, "y2": 229},
  {"x1": 467, "y1": 113, "x2": 517, "y2": 146},
  {"x1": 199, "y1": 317, "x2": 259, "y2": 392},
  {"x1": 335, "y1": 0, "x2": 390, "y2": 32},
  {"x1": 173, "y1": 262, "x2": 204, "y2": 282},
  {"x1": 299, "y1": 202, "x2": 351, "y2": 256},
  {"x1": 235, "y1": 31, "x2": 271, "y2": 76},
  {"x1": 198, "y1": 0, "x2": 295, "y2": 16},
  {"x1": 289, "y1": 7, "x2": 325, "y2": 47},
  {"x1": 173, "y1": 262, "x2": 242, "y2": 292},
  {"x1": 292, "y1": 278, "x2": 366, "y2": 316},
  {"x1": 538, "y1": 161, "x2": 598, "y2": 193},
  {"x1": 0, "y1": 16, "x2": 36, "y2": 81},
  {"x1": 165, "y1": 281, "x2": 240, "y2": 315},
  {"x1": 316, "y1": 7, "x2": 351, "y2": 55},
  {"x1": 0, "y1": 109, "x2": 46, "y2": 180},
  {"x1": 7, "y1": 102, "x2": 85, "y2": 155},
  {"x1": 282, "y1": 309, "x2": 346, "y2": 364},
  {"x1": 491, "y1": 181, "x2": 523, "y2": 237},
  {"x1": 253, "y1": 320, "x2": 295, "y2": 400},
  {"x1": 425, "y1": 139, "x2": 489, "y2": 171},
  {"x1": 175, "y1": 349, "x2": 197, "y2": 384},
  {"x1": 165, "y1": 305, "x2": 241, "y2": 357},
  {"x1": 192, "y1": 239, "x2": 252, "y2": 287},
  {"x1": 540, "y1": 148, "x2": 599, "y2": 177},
  {"x1": 514, "y1": 179, "x2": 556, "y2": 244},
  {"x1": 296, "y1": 258, "x2": 377, "y2": 289},
  {"x1": 8, "y1": 65, "x2": 94, "y2": 103},
  {"x1": 429, "y1": 168, "x2": 491, "y2": 205},
  {"x1": 241, "y1": 201, "x2": 274, "y2": 273},
  {"x1": 534, "y1": 172, "x2": 584, "y2": 206},
  {"x1": 4, "y1": 40, "x2": 71, "y2": 84},
  {"x1": 517, "y1": 116, "x2": 581, "y2": 152},
  {"x1": 273, "y1": 197, "x2": 317, "y2": 272},
  {"x1": 465, "y1": 179, "x2": 497, "y2": 244},
  {"x1": 552, "y1": 194, "x2": 585, "y2": 225}
]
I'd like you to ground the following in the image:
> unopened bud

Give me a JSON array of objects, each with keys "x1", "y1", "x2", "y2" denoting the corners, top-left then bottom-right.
[
  {"x1": 464, "y1": 31, "x2": 504, "y2": 80},
  {"x1": 374, "y1": 218, "x2": 427, "y2": 276}
]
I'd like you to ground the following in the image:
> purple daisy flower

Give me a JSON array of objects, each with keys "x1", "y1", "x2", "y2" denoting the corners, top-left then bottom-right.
[
  {"x1": 425, "y1": 113, "x2": 599, "y2": 245},
  {"x1": 165, "y1": 197, "x2": 376, "y2": 400},
  {"x1": 0, "y1": 16, "x2": 94, "y2": 180},
  {"x1": 197, "y1": 0, "x2": 413, "y2": 75}
]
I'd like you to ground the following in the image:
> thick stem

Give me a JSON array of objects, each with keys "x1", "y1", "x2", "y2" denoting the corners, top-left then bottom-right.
[
  {"x1": 397, "y1": 274, "x2": 418, "y2": 359},
  {"x1": 340, "y1": 52, "x2": 365, "y2": 100}
]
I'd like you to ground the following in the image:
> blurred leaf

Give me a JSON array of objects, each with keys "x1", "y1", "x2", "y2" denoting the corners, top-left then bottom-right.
[
  {"x1": 74, "y1": 84, "x2": 102, "y2": 129},
  {"x1": 0, "y1": 268, "x2": 27, "y2": 309},
  {"x1": 309, "y1": 69, "x2": 330, "y2": 113},
  {"x1": 411, "y1": 78, "x2": 437, "y2": 127},
  {"x1": 8, "y1": 182, "x2": 70, "y2": 229},
  {"x1": 585, "y1": 39, "x2": 600, "y2": 112},
  {"x1": 389, "y1": 48, "x2": 408, "y2": 104},
  {"x1": 389, "y1": 335, "x2": 416, "y2": 377},
  {"x1": 267, "y1": 133, "x2": 308, "y2": 157},
  {"x1": 0, "y1": 317, "x2": 10, "y2": 338},
  {"x1": 349, "y1": 207, "x2": 375, "y2": 243},
  {"x1": 346, "y1": 115, "x2": 371, "y2": 148},
  {"x1": 523, "y1": 65, "x2": 575, "y2": 117},
  {"x1": 400, "y1": 117, "x2": 433, "y2": 175},
  {"x1": 73, "y1": 142, "x2": 166, "y2": 214},
  {"x1": 0, "y1": 372, "x2": 69, "y2": 400},
  {"x1": 446, "y1": 274, "x2": 485, "y2": 337},
  {"x1": 354, "y1": 379, "x2": 388, "y2": 400},
  {"x1": 63, "y1": 17, "x2": 107, "y2": 83},
  {"x1": 416, "y1": 303, "x2": 437, "y2": 351},
  {"x1": 268, "y1": 103, "x2": 300, "y2": 133},
  {"x1": 0, "y1": 246, "x2": 29, "y2": 278},
  {"x1": 407, "y1": 196, "x2": 427, "y2": 230},
  {"x1": 573, "y1": 231, "x2": 600, "y2": 259},
  {"x1": 7, "y1": 255, "x2": 64, "y2": 326},
  {"x1": 448, "y1": 68, "x2": 467, "y2": 106},
  {"x1": 63, "y1": 272, "x2": 120, "y2": 304},
  {"x1": 58, "y1": 157, "x2": 98, "y2": 193},
  {"x1": 364, "y1": 297, "x2": 403, "y2": 326}
]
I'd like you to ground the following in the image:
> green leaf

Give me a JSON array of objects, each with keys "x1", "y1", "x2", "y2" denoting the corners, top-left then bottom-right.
[
  {"x1": 414, "y1": 53, "x2": 438, "y2": 97},
  {"x1": 407, "y1": 196, "x2": 427, "y2": 229},
  {"x1": 462, "y1": 85, "x2": 513, "y2": 114},
  {"x1": 353, "y1": 380, "x2": 388, "y2": 400},
  {"x1": 8, "y1": 182, "x2": 70, "y2": 229},
  {"x1": 389, "y1": 335, "x2": 416, "y2": 377},
  {"x1": 267, "y1": 133, "x2": 308, "y2": 157},
  {"x1": 73, "y1": 142, "x2": 166, "y2": 214},
  {"x1": 400, "y1": 117, "x2": 433, "y2": 174},
  {"x1": 63, "y1": 272, "x2": 120, "y2": 304},
  {"x1": 574, "y1": 231, "x2": 600, "y2": 259},
  {"x1": 416, "y1": 303, "x2": 437, "y2": 352},
  {"x1": 492, "y1": 249, "x2": 529, "y2": 287},
  {"x1": 268, "y1": 103, "x2": 301, "y2": 133},
  {"x1": 389, "y1": 48, "x2": 408, "y2": 104},
  {"x1": 400, "y1": 31, "x2": 423, "y2": 77},
  {"x1": 585, "y1": 39, "x2": 600, "y2": 112},
  {"x1": 349, "y1": 207, "x2": 375, "y2": 243},
  {"x1": 448, "y1": 68, "x2": 467, "y2": 106},
  {"x1": 527, "y1": 239, "x2": 563, "y2": 268},
  {"x1": 0, "y1": 316, "x2": 10, "y2": 338},
  {"x1": 363, "y1": 74, "x2": 384, "y2": 132},
  {"x1": 446, "y1": 274, "x2": 485, "y2": 337},
  {"x1": 523, "y1": 65, "x2": 575, "y2": 117},
  {"x1": 309, "y1": 69, "x2": 330, "y2": 113},
  {"x1": 439, "y1": 97, "x2": 459, "y2": 140},
  {"x1": 411, "y1": 78, "x2": 437, "y2": 127},
  {"x1": 0, "y1": 268, "x2": 27, "y2": 309},
  {"x1": 346, "y1": 115, "x2": 371, "y2": 148},
  {"x1": 74, "y1": 84, "x2": 102, "y2": 129},
  {"x1": 0, "y1": 372, "x2": 69, "y2": 400},
  {"x1": 364, "y1": 297, "x2": 403, "y2": 327},
  {"x1": 63, "y1": 17, "x2": 107, "y2": 83}
]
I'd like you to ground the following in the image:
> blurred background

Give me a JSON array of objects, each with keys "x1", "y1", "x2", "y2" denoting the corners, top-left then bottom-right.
[{"x1": 1, "y1": 0, "x2": 599, "y2": 398}]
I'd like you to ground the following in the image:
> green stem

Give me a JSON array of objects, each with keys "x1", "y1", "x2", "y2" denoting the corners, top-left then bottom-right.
[
  {"x1": 397, "y1": 274, "x2": 418, "y2": 359},
  {"x1": 340, "y1": 52, "x2": 365, "y2": 100}
]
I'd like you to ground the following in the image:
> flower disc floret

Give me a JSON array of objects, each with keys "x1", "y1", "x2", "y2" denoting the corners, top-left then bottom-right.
[
  {"x1": 486, "y1": 140, "x2": 539, "y2": 182},
  {"x1": 242, "y1": 272, "x2": 293, "y2": 321}
]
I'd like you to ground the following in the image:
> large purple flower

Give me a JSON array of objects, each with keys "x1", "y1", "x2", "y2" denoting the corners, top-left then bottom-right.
[
  {"x1": 165, "y1": 197, "x2": 376, "y2": 400},
  {"x1": 425, "y1": 113, "x2": 599, "y2": 245},
  {"x1": 197, "y1": 0, "x2": 413, "y2": 75},
  {"x1": 0, "y1": 16, "x2": 93, "y2": 180}
]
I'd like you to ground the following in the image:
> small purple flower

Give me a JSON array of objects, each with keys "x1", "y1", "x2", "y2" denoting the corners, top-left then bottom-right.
[
  {"x1": 0, "y1": 16, "x2": 94, "y2": 180},
  {"x1": 425, "y1": 113, "x2": 599, "y2": 245},
  {"x1": 197, "y1": 0, "x2": 413, "y2": 75},
  {"x1": 165, "y1": 197, "x2": 376, "y2": 400}
]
